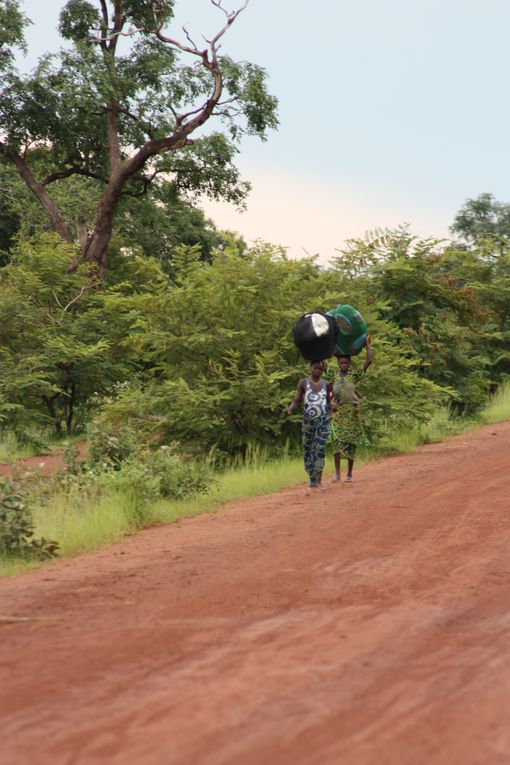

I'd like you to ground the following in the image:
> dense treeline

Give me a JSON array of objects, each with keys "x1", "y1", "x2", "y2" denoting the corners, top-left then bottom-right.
[
  {"x1": 1, "y1": 198, "x2": 509, "y2": 460},
  {"x1": 2, "y1": 1, "x2": 508, "y2": 462}
]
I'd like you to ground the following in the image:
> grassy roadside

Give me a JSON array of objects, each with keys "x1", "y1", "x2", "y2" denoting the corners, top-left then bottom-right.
[
  {"x1": 478, "y1": 381, "x2": 510, "y2": 425},
  {"x1": 2, "y1": 384, "x2": 510, "y2": 577},
  {"x1": 0, "y1": 432, "x2": 44, "y2": 463},
  {"x1": 0, "y1": 431, "x2": 83, "y2": 464},
  {"x1": 50, "y1": 455, "x2": 307, "y2": 551}
]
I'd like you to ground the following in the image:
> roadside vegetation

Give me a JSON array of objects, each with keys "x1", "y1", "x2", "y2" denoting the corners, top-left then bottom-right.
[
  {"x1": 1, "y1": 3, "x2": 510, "y2": 575},
  {"x1": 2, "y1": 383, "x2": 510, "y2": 577}
]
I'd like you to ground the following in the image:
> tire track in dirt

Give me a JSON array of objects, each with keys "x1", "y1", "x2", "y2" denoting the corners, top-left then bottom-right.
[{"x1": 1, "y1": 423, "x2": 510, "y2": 764}]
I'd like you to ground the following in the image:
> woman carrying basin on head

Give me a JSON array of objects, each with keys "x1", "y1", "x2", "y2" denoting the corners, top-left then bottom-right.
[{"x1": 327, "y1": 336, "x2": 372, "y2": 483}]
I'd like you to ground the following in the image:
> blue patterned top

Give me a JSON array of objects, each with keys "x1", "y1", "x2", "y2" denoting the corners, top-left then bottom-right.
[{"x1": 303, "y1": 379, "x2": 329, "y2": 417}]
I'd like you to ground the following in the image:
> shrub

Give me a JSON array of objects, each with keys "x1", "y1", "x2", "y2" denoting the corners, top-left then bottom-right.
[
  {"x1": 0, "y1": 478, "x2": 59, "y2": 558},
  {"x1": 100, "y1": 445, "x2": 213, "y2": 506},
  {"x1": 86, "y1": 420, "x2": 142, "y2": 470}
]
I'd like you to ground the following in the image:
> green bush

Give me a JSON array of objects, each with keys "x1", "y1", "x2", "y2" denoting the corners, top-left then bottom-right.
[
  {"x1": 86, "y1": 420, "x2": 143, "y2": 469},
  {"x1": 100, "y1": 445, "x2": 213, "y2": 506},
  {"x1": 0, "y1": 478, "x2": 59, "y2": 559}
]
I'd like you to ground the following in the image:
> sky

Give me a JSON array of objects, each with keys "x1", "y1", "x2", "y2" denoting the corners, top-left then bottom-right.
[{"x1": 15, "y1": 0, "x2": 510, "y2": 262}]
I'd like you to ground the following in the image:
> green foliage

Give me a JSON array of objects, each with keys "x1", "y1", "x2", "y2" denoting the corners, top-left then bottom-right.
[
  {"x1": 442, "y1": 246, "x2": 510, "y2": 383},
  {"x1": 156, "y1": 134, "x2": 251, "y2": 208},
  {"x1": 116, "y1": 185, "x2": 224, "y2": 272},
  {"x1": 0, "y1": 234, "x2": 162, "y2": 436},
  {"x1": 331, "y1": 228, "x2": 493, "y2": 413},
  {"x1": 451, "y1": 193, "x2": 510, "y2": 252},
  {"x1": 0, "y1": 0, "x2": 278, "y2": 272},
  {"x1": 0, "y1": 169, "x2": 20, "y2": 262},
  {"x1": 0, "y1": 0, "x2": 28, "y2": 72},
  {"x1": 481, "y1": 381, "x2": 510, "y2": 423},
  {"x1": 92, "y1": 240, "x2": 448, "y2": 456},
  {"x1": 0, "y1": 478, "x2": 59, "y2": 558},
  {"x1": 1, "y1": 212, "x2": 508, "y2": 460},
  {"x1": 86, "y1": 420, "x2": 143, "y2": 469},
  {"x1": 99, "y1": 446, "x2": 212, "y2": 507},
  {"x1": 87, "y1": 415, "x2": 212, "y2": 508},
  {"x1": 59, "y1": 0, "x2": 102, "y2": 41},
  {"x1": 0, "y1": 149, "x2": 225, "y2": 272},
  {"x1": 96, "y1": 244, "x2": 322, "y2": 454}
]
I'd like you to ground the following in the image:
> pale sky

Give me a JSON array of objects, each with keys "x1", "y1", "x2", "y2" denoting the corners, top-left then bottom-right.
[{"x1": 16, "y1": 0, "x2": 510, "y2": 262}]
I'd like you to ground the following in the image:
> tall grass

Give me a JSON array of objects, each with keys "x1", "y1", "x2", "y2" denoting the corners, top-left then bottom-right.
[
  {"x1": 480, "y1": 381, "x2": 510, "y2": 424},
  {"x1": 0, "y1": 428, "x2": 83, "y2": 463},
  {"x1": 35, "y1": 491, "x2": 135, "y2": 556},
  {"x1": 0, "y1": 432, "x2": 41, "y2": 462},
  {"x1": 2, "y1": 383, "x2": 510, "y2": 576},
  {"x1": 370, "y1": 404, "x2": 468, "y2": 458},
  {"x1": 32, "y1": 450, "x2": 306, "y2": 554}
]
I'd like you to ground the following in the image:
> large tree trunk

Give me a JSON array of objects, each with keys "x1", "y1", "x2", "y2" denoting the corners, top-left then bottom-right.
[
  {"x1": 83, "y1": 220, "x2": 114, "y2": 281},
  {"x1": 64, "y1": 382, "x2": 76, "y2": 435},
  {"x1": 83, "y1": 171, "x2": 125, "y2": 279},
  {"x1": 42, "y1": 394, "x2": 63, "y2": 437}
]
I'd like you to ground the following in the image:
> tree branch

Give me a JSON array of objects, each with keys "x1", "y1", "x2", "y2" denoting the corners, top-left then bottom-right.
[
  {"x1": 42, "y1": 164, "x2": 103, "y2": 186},
  {"x1": 90, "y1": 23, "x2": 146, "y2": 44},
  {"x1": 99, "y1": 0, "x2": 108, "y2": 26},
  {"x1": 116, "y1": 106, "x2": 156, "y2": 140},
  {"x1": 209, "y1": 0, "x2": 249, "y2": 58},
  {"x1": 109, "y1": 0, "x2": 125, "y2": 54},
  {"x1": 73, "y1": 0, "x2": 250, "y2": 277},
  {"x1": 76, "y1": 216, "x2": 90, "y2": 252},
  {"x1": 98, "y1": 0, "x2": 109, "y2": 51},
  {"x1": 1, "y1": 144, "x2": 73, "y2": 243},
  {"x1": 119, "y1": 169, "x2": 162, "y2": 198},
  {"x1": 105, "y1": 104, "x2": 122, "y2": 170},
  {"x1": 62, "y1": 284, "x2": 92, "y2": 313},
  {"x1": 182, "y1": 25, "x2": 200, "y2": 51}
]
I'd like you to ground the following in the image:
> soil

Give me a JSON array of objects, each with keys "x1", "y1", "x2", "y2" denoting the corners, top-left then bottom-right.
[{"x1": 1, "y1": 422, "x2": 510, "y2": 765}]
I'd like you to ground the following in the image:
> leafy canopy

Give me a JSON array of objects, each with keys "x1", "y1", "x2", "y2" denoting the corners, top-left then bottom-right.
[{"x1": 0, "y1": 1, "x2": 278, "y2": 273}]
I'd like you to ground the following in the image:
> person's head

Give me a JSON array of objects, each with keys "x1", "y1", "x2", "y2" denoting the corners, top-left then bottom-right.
[
  {"x1": 309, "y1": 360, "x2": 324, "y2": 381},
  {"x1": 336, "y1": 354, "x2": 351, "y2": 374}
]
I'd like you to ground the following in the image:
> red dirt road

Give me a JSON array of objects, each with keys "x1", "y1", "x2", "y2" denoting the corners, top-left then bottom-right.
[{"x1": 1, "y1": 422, "x2": 510, "y2": 765}]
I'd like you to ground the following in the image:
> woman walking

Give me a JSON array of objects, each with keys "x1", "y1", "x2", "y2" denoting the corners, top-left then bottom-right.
[
  {"x1": 284, "y1": 361, "x2": 334, "y2": 489},
  {"x1": 328, "y1": 337, "x2": 372, "y2": 482}
]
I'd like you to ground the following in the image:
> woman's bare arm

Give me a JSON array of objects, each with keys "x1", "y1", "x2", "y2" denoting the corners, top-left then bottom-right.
[{"x1": 284, "y1": 378, "x2": 306, "y2": 414}]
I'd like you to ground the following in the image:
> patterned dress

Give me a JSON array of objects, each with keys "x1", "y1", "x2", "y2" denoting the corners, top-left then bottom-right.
[
  {"x1": 328, "y1": 371, "x2": 369, "y2": 459},
  {"x1": 302, "y1": 378, "x2": 330, "y2": 482}
]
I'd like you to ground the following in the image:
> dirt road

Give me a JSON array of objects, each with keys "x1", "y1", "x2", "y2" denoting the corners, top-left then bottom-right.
[{"x1": 1, "y1": 422, "x2": 510, "y2": 765}]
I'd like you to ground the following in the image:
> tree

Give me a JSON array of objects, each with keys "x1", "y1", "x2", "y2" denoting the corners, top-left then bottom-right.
[
  {"x1": 331, "y1": 228, "x2": 494, "y2": 412},
  {"x1": 0, "y1": 0, "x2": 277, "y2": 279},
  {"x1": 0, "y1": 234, "x2": 164, "y2": 436},
  {"x1": 0, "y1": 195, "x2": 20, "y2": 265},
  {"x1": 450, "y1": 193, "x2": 510, "y2": 253},
  {"x1": 0, "y1": 156, "x2": 223, "y2": 271},
  {"x1": 0, "y1": 0, "x2": 27, "y2": 70},
  {"x1": 92, "y1": 242, "x2": 447, "y2": 457}
]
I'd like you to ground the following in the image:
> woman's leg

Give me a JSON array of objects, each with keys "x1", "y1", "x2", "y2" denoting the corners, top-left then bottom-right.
[
  {"x1": 346, "y1": 445, "x2": 357, "y2": 480},
  {"x1": 302, "y1": 415, "x2": 318, "y2": 485},
  {"x1": 329, "y1": 416, "x2": 341, "y2": 481},
  {"x1": 313, "y1": 415, "x2": 329, "y2": 486},
  {"x1": 332, "y1": 452, "x2": 341, "y2": 481}
]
